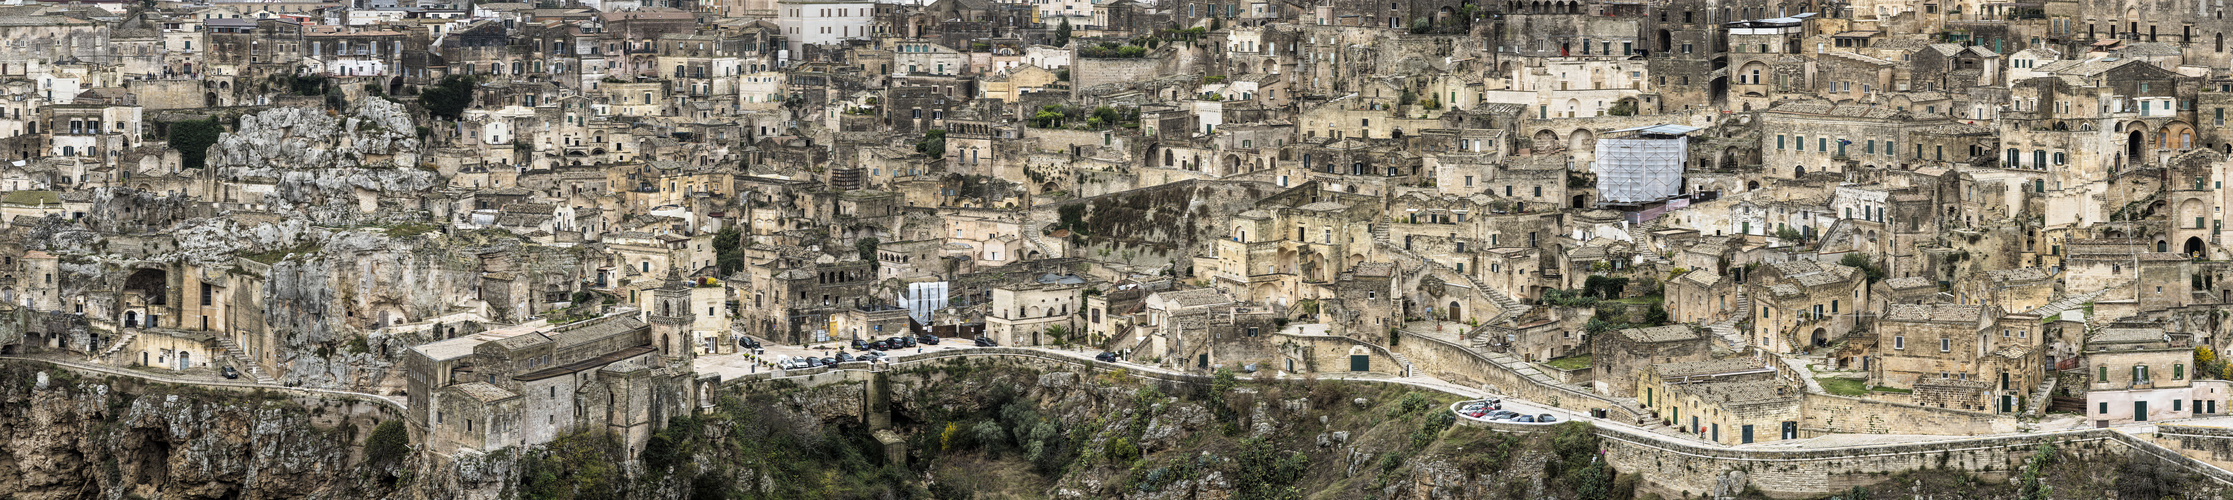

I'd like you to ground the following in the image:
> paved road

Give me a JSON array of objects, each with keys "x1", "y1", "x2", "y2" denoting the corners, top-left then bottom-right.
[{"x1": 0, "y1": 355, "x2": 408, "y2": 411}]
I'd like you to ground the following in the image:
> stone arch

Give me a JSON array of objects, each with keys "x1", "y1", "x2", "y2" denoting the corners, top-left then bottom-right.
[
  {"x1": 1224, "y1": 154, "x2": 1242, "y2": 176},
  {"x1": 1532, "y1": 129, "x2": 1559, "y2": 150},
  {"x1": 1567, "y1": 128, "x2": 1596, "y2": 151}
]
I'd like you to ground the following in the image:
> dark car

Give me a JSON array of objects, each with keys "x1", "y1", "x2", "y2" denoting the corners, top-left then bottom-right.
[
  {"x1": 740, "y1": 337, "x2": 763, "y2": 350},
  {"x1": 1513, "y1": 415, "x2": 1537, "y2": 423},
  {"x1": 1537, "y1": 414, "x2": 1559, "y2": 423},
  {"x1": 822, "y1": 357, "x2": 839, "y2": 366},
  {"x1": 918, "y1": 335, "x2": 941, "y2": 345},
  {"x1": 975, "y1": 337, "x2": 999, "y2": 347},
  {"x1": 851, "y1": 339, "x2": 869, "y2": 350},
  {"x1": 221, "y1": 366, "x2": 240, "y2": 380},
  {"x1": 898, "y1": 336, "x2": 917, "y2": 348},
  {"x1": 836, "y1": 352, "x2": 854, "y2": 363},
  {"x1": 1095, "y1": 352, "x2": 1118, "y2": 362},
  {"x1": 805, "y1": 357, "x2": 824, "y2": 368}
]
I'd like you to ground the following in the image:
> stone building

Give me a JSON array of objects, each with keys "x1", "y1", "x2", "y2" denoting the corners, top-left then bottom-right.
[
  {"x1": 1591, "y1": 324, "x2": 1711, "y2": 397},
  {"x1": 2083, "y1": 327, "x2": 2224, "y2": 425},
  {"x1": 403, "y1": 300, "x2": 697, "y2": 457}
]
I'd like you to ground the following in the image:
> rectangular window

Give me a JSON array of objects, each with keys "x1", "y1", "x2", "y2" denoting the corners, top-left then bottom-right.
[
  {"x1": 1894, "y1": 336, "x2": 1905, "y2": 349},
  {"x1": 1777, "y1": 135, "x2": 1786, "y2": 149},
  {"x1": 1940, "y1": 338, "x2": 1950, "y2": 352},
  {"x1": 2100, "y1": 402, "x2": 2109, "y2": 414},
  {"x1": 2177, "y1": 364, "x2": 2186, "y2": 379},
  {"x1": 1796, "y1": 136, "x2": 1805, "y2": 151}
]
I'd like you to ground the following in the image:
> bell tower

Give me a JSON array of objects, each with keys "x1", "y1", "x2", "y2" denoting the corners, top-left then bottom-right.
[{"x1": 649, "y1": 270, "x2": 696, "y2": 362}]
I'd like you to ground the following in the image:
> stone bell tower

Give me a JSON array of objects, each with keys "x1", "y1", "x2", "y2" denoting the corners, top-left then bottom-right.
[{"x1": 649, "y1": 270, "x2": 696, "y2": 362}]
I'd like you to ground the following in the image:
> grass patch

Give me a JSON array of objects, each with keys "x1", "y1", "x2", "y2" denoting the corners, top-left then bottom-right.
[
  {"x1": 1605, "y1": 295, "x2": 1664, "y2": 305},
  {"x1": 1818, "y1": 377, "x2": 1908, "y2": 396},
  {"x1": 381, "y1": 222, "x2": 440, "y2": 237},
  {"x1": 1543, "y1": 355, "x2": 1592, "y2": 371},
  {"x1": 241, "y1": 241, "x2": 323, "y2": 264},
  {"x1": 1817, "y1": 377, "x2": 1868, "y2": 396}
]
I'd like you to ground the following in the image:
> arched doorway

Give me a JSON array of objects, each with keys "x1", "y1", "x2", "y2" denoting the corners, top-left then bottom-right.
[
  {"x1": 1794, "y1": 166, "x2": 1806, "y2": 176},
  {"x1": 1446, "y1": 301, "x2": 1463, "y2": 322},
  {"x1": 2187, "y1": 237, "x2": 2205, "y2": 256},
  {"x1": 2129, "y1": 129, "x2": 2145, "y2": 158},
  {"x1": 1811, "y1": 327, "x2": 1829, "y2": 347},
  {"x1": 1572, "y1": 194, "x2": 1590, "y2": 208}
]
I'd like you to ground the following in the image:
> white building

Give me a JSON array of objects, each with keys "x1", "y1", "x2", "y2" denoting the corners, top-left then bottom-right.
[{"x1": 777, "y1": 0, "x2": 876, "y2": 53}]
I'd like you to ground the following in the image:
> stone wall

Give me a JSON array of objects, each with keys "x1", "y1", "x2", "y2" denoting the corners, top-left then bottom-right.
[
  {"x1": 1603, "y1": 423, "x2": 2233, "y2": 499},
  {"x1": 1800, "y1": 393, "x2": 2015, "y2": 436},
  {"x1": 2159, "y1": 424, "x2": 2233, "y2": 471},
  {"x1": 1396, "y1": 327, "x2": 1647, "y2": 423},
  {"x1": 1071, "y1": 58, "x2": 1164, "y2": 96}
]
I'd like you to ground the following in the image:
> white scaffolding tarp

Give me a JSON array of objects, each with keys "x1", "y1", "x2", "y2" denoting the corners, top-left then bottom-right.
[{"x1": 1595, "y1": 135, "x2": 1687, "y2": 203}]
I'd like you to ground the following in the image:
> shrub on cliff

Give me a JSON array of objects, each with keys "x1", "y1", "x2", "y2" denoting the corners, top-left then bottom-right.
[{"x1": 365, "y1": 420, "x2": 410, "y2": 470}]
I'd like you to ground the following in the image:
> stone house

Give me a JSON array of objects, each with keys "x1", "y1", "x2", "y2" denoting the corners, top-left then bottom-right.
[
  {"x1": 404, "y1": 298, "x2": 696, "y2": 458},
  {"x1": 1869, "y1": 303, "x2": 2045, "y2": 414},
  {"x1": 1637, "y1": 358, "x2": 1800, "y2": 445},
  {"x1": 984, "y1": 273, "x2": 1092, "y2": 347},
  {"x1": 1590, "y1": 324, "x2": 1710, "y2": 397},
  {"x1": 2084, "y1": 327, "x2": 2226, "y2": 425},
  {"x1": 1747, "y1": 259, "x2": 1867, "y2": 353}
]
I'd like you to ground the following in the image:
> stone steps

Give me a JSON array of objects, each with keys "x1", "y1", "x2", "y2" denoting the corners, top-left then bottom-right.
[
  {"x1": 2026, "y1": 376, "x2": 2058, "y2": 417},
  {"x1": 100, "y1": 332, "x2": 138, "y2": 359},
  {"x1": 1389, "y1": 351, "x2": 1415, "y2": 377},
  {"x1": 1705, "y1": 289, "x2": 1750, "y2": 350},
  {"x1": 214, "y1": 337, "x2": 277, "y2": 384}
]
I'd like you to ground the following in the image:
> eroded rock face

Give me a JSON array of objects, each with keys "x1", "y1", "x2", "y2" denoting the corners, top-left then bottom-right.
[
  {"x1": 0, "y1": 366, "x2": 400, "y2": 499},
  {"x1": 209, "y1": 101, "x2": 435, "y2": 226}
]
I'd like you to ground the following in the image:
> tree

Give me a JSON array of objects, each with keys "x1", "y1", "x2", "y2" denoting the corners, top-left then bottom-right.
[
  {"x1": 420, "y1": 75, "x2": 475, "y2": 121},
  {"x1": 1775, "y1": 226, "x2": 1805, "y2": 242},
  {"x1": 1838, "y1": 253, "x2": 1886, "y2": 284},
  {"x1": 916, "y1": 129, "x2": 947, "y2": 158},
  {"x1": 1607, "y1": 99, "x2": 1638, "y2": 116},
  {"x1": 168, "y1": 117, "x2": 224, "y2": 169},
  {"x1": 364, "y1": 420, "x2": 412, "y2": 470},
  {"x1": 855, "y1": 237, "x2": 879, "y2": 270},
  {"x1": 713, "y1": 226, "x2": 749, "y2": 275},
  {"x1": 1055, "y1": 18, "x2": 1073, "y2": 47}
]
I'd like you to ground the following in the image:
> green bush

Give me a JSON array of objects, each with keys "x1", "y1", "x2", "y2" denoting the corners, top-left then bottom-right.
[{"x1": 364, "y1": 420, "x2": 411, "y2": 469}]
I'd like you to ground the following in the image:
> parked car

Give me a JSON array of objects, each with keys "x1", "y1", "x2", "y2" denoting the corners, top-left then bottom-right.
[
  {"x1": 858, "y1": 351, "x2": 884, "y2": 362},
  {"x1": 221, "y1": 366, "x2": 239, "y2": 380},
  {"x1": 975, "y1": 337, "x2": 999, "y2": 347},
  {"x1": 805, "y1": 357, "x2": 824, "y2": 368},
  {"x1": 1513, "y1": 415, "x2": 1537, "y2": 423},
  {"x1": 740, "y1": 337, "x2": 763, "y2": 350},
  {"x1": 870, "y1": 340, "x2": 890, "y2": 351},
  {"x1": 851, "y1": 339, "x2": 869, "y2": 350},
  {"x1": 898, "y1": 336, "x2": 917, "y2": 348},
  {"x1": 1463, "y1": 409, "x2": 1489, "y2": 418},
  {"x1": 1095, "y1": 352, "x2": 1119, "y2": 362},
  {"x1": 822, "y1": 357, "x2": 839, "y2": 366},
  {"x1": 1537, "y1": 414, "x2": 1558, "y2": 423},
  {"x1": 918, "y1": 335, "x2": 941, "y2": 345},
  {"x1": 836, "y1": 352, "x2": 854, "y2": 363}
]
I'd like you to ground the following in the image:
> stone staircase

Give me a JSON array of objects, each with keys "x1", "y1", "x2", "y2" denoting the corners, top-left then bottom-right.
[
  {"x1": 1388, "y1": 351, "x2": 1415, "y2": 377},
  {"x1": 1704, "y1": 289, "x2": 1750, "y2": 350},
  {"x1": 2025, "y1": 376, "x2": 2058, "y2": 417},
  {"x1": 1369, "y1": 224, "x2": 1531, "y2": 327},
  {"x1": 214, "y1": 337, "x2": 277, "y2": 384},
  {"x1": 99, "y1": 331, "x2": 138, "y2": 360},
  {"x1": 1018, "y1": 210, "x2": 1059, "y2": 260},
  {"x1": 2025, "y1": 278, "x2": 2131, "y2": 318}
]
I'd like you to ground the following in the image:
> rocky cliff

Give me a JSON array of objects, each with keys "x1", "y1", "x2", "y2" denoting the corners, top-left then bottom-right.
[{"x1": 0, "y1": 363, "x2": 405, "y2": 499}]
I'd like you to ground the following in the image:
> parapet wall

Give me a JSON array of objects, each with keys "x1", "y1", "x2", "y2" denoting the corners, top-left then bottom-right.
[
  {"x1": 1396, "y1": 329, "x2": 1647, "y2": 423},
  {"x1": 1603, "y1": 425, "x2": 2233, "y2": 499},
  {"x1": 1801, "y1": 393, "x2": 2016, "y2": 436}
]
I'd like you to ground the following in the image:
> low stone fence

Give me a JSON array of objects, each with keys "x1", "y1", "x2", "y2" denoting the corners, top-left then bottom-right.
[{"x1": 1397, "y1": 329, "x2": 1646, "y2": 423}]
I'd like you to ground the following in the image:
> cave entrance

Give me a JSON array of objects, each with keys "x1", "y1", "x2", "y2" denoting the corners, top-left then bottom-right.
[{"x1": 135, "y1": 427, "x2": 171, "y2": 486}]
